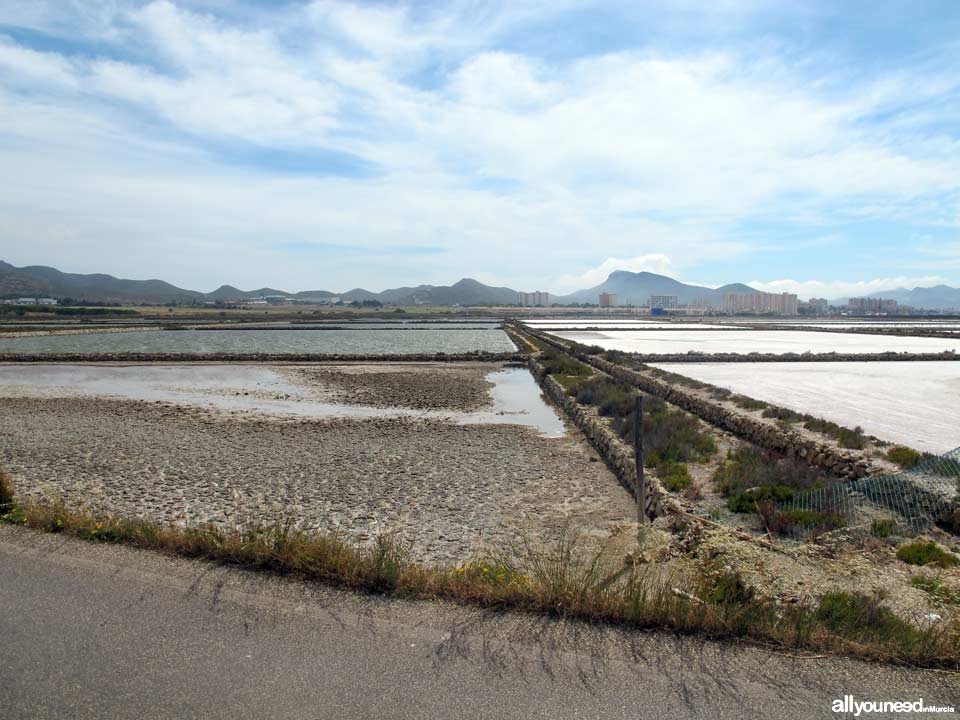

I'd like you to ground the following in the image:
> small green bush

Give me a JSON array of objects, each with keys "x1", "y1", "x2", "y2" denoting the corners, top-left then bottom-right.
[
  {"x1": 730, "y1": 395, "x2": 768, "y2": 411},
  {"x1": 837, "y1": 426, "x2": 866, "y2": 450},
  {"x1": 897, "y1": 541, "x2": 959, "y2": 568},
  {"x1": 658, "y1": 461, "x2": 693, "y2": 492},
  {"x1": 887, "y1": 446, "x2": 922, "y2": 469},
  {"x1": 762, "y1": 406, "x2": 803, "y2": 423}
]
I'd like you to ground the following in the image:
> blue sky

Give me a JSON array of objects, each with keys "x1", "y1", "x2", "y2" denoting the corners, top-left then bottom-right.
[{"x1": 0, "y1": 0, "x2": 958, "y2": 297}]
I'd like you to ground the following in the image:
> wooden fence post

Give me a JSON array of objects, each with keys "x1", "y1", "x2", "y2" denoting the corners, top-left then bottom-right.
[{"x1": 635, "y1": 394, "x2": 645, "y2": 523}]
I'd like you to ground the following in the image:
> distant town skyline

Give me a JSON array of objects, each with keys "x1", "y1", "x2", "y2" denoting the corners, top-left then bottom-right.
[{"x1": 0, "y1": 1, "x2": 958, "y2": 298}]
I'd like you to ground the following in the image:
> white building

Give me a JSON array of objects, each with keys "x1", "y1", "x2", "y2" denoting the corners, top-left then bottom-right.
[{"x1": 518, "y1": 291, "x2": 550, "y2": 307}]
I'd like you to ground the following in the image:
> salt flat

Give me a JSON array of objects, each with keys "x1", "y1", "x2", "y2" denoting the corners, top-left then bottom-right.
[
  {"x1": 555, "y1": 329, "x2": 960, "y2": 354},
  {"x1": 652, "y1": 361, "x2": 960, "y2": 454}
]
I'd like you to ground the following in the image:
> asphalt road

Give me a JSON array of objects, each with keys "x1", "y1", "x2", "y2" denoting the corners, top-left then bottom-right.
[{"x1": 1, "y1": 525, "x2": 956, "y2": 719}]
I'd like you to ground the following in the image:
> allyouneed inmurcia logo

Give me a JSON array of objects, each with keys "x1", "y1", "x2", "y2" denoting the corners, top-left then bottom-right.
[{"x1": 832, "y1": 696, "x2": 956, "y2": 716}]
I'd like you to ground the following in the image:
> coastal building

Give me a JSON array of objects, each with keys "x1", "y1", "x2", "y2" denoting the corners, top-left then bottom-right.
[
  {"x1": 650, "y1": 295, "x2": 678, "y2": 309},
  {"x1": 721, "y1": 291, "x2": 798, "y2": 316},
  {"x1": 599, "y1": 292, "x2": 617, "y2": 307},
  {"x1": 518, "y1": 291, "x2": 550, "y2": 307},
  {"x1": 847, "y1": 297, "x2": 898, "y2": 314}
]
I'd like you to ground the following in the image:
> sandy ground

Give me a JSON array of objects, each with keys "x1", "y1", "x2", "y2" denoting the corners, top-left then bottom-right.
[{"x1": 0, "y1": 395, "x2": 636, "y2": 563}]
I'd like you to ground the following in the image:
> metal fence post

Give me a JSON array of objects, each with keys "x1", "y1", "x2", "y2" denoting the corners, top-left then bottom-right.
[{"x1": 635, "y1": 394, "x2": 645, "y2": 523}]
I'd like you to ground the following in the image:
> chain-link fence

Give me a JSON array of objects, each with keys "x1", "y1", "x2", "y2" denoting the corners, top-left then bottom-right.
[{"x1": 774, "y1": 448, "x2": 960, "y2": 539}]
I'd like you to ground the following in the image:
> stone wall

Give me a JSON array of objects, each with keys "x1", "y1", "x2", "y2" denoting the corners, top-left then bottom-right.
[
  {"x1": 518, "y1": 325, "x2": 875, "y2": 480},
  {"x1": 526, "y1": 356, "x2": 667, "y2": 520}
]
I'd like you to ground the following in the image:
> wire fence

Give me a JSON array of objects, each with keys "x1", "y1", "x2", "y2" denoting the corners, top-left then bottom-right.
[{"x1": 774, "y1": 448, "x2": 960, "y2": 539}]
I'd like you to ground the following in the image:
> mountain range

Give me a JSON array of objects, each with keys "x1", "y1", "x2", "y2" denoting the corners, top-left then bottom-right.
[{"x1": 3, "y1": 260, "x2": 960, "y2": 309}]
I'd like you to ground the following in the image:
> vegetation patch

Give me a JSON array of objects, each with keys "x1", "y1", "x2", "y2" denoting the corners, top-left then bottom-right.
[
  {"x1": 657, "y1": 461, "x2": 693, "y2": 492},
  {"x1": 887, "y1": 446, "x2": 923, "y2": 470},
  {"x1": 730, "y1": 395, "x2": 768, "y2": 411},
  {"x1": 896, "y1": 541, "x2": 959, "y2": 569},
  {"x1": 714, "y1": 446, "x2": 826, "y2": 513}
]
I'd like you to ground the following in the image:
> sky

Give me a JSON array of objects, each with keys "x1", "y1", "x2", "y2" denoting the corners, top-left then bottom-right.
[{"x1": 0, "y1": 0, "x2": 958, "y2": 298}]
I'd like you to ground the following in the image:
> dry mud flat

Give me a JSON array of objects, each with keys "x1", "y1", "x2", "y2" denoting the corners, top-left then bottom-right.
[
  {"x1": 286, "y1": 364, "x2": 495, "y2": 411},
  {"x1": 0, "y1": 396, "x2": 635, "y2": 563}
]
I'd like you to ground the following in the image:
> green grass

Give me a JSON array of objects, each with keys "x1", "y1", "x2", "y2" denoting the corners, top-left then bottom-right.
[
  {"x1": 896, "y1": 541, "x2": 959, "y2": 569},
  {"x1": 1, "y1": 476, "x2": 958, "y2": 669}
]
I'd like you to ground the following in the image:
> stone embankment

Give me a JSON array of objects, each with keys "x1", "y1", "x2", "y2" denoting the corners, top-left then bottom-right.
[
  {"x1": 0, "y1": 352, "x2": 528, "y2": 363},
  {"x1": 0, "y1": 326, "x2": 157, "y2": 339},
  {"x1": 516, "y1": 324, "x2": 876, "y2": 480},
  {"x1": 525, "y1": 354, "x2": 666, "y2": 520}
]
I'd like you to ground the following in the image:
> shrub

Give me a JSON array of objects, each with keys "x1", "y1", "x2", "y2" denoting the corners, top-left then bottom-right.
[
  {"x1": 887, "y1": 446, "x2": 922, "y2": 470},
  {"x1": 540, "y1": 349, "x2": 592, "y2": 379},
  {"x1": 762, "y1": 406, "x2": 803, "y2": 423},
  {"x1": 896, "y1": 541, "x2": 959, "y2": 569},
  {"x1": 575, "y1": 378, "x2": 636, "y2": 417},
  {"x1": 730, "y1": 395, "x2": 768, "y2": 411},
  {"x1": 837, "y1": 426, "x2": 866, "y2": 450},
  {"x1": 614, "y1": 397, "x2": 717, "y2": 467},
  {"x1": 658, "y1": 461, "x2": 693, "y2": 492}
]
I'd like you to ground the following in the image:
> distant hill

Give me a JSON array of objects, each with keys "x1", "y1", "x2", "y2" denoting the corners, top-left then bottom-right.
[
  {"x1": 555, "y1": 270, "x2": 756, "y2": 307},
  {"x1": 0, "y1": 261, "x2": 203, "y2": 304},
  {"x1": 14, "y1": 259, "x2": 955, "y2": 310},
  {"x1": 0, "y1": 261, "x2": 519, "y2": 306},
  {"x1": 865, "y1": 286, "x2": 960, "y2": 311}
]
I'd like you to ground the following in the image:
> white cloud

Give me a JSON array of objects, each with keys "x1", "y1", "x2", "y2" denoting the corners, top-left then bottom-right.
[
  {"x1": 749, "y1": 277, "x2": 950, "y2": 301},
  {"x1": 553, "y1": 255, "x2": 674, "y2": 293},
  {"x1": 0, "y1": 1, "x2": 958, "y2": 292}
]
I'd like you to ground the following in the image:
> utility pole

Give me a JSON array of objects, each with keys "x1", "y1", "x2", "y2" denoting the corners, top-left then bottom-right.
[{"x1": 634, "y1": 394, "x2": 645, "y2": 523}]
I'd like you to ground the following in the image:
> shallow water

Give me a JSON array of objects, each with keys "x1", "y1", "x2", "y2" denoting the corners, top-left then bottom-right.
[
  {"x1": 652, "y1": 361, "x2": 960, "y2": 453},
  {"x1": 0, "y1": 364, "x2": 566, "y2": 437},
  {"x1": 0, "y1": 327, "x2": 516, "y2": 355}
]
